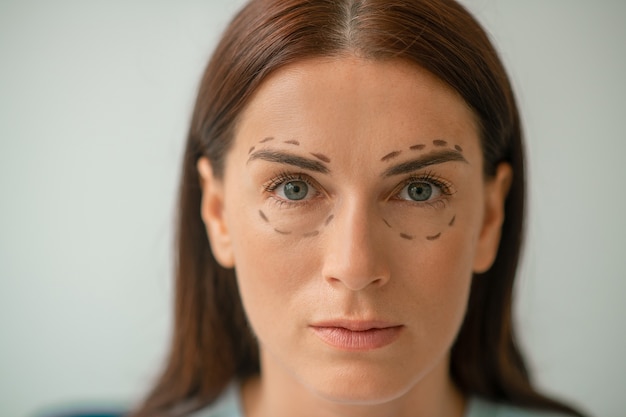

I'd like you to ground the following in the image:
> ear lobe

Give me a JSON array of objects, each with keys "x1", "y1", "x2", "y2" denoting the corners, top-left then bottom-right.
[
  {"x1": 473, "y1": 162, "x2": 513, "y2": 274},
  {"x1": 197, "y1": 157, "x2": 235, "y2": 268}
]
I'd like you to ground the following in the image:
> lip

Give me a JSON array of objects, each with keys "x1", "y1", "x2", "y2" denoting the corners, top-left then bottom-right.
[{"x1": 310, "y1": 320, "x2": 404, "y2": 351}]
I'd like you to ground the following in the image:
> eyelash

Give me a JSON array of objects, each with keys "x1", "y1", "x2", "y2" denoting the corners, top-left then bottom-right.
[
  {"x1": 262, "y1": 170, "x2": 454, "y2": 208},
  {"x1": 262, "y1": 171, "x2": 321, "y2": 208},
  {"x1": 392, "y1": 171, "x2": 454, "y2": 209}
]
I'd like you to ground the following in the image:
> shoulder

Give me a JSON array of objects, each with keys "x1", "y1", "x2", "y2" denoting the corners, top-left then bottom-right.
[
  {"x1": 187, "y1": 382, "x2": 243, "y2": 417},
  {"x1": 466, "y1": 396, "x2": 576, "y2": 417}
]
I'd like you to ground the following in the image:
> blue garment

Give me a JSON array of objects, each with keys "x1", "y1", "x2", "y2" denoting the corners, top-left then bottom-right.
[{"x1": 189, "y1": 382, "x2": 572, "y2": 417}]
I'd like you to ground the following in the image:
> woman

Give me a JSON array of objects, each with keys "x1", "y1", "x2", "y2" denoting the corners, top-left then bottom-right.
[{"x1": 133, "y1": 1, "x2": 586, "y2": 416}]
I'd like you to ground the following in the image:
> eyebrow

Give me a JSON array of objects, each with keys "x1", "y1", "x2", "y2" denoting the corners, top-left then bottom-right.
[
  {"x1": 247, "y1": 149, "x2": 330, "y2": 174},
  {"x1": 382, "y1": 149, "x2": 468, "y2": 177}
]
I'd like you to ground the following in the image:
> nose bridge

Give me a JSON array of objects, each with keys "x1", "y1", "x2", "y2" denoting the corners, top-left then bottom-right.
[{"x1": 322, "y1": 194, "x2": 389, "y2": 291}]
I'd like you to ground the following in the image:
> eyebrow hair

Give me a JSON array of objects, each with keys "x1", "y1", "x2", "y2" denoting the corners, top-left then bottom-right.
[
  {"x1": 382, "y1": 149, "x2": 468, "y2": 177},
  {"x1": 247, "y1": 149, "x2": 330, "y2": 174}
]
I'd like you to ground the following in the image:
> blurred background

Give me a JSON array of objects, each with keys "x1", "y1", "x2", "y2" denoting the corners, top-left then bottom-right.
[{"x1": 1, "y1": 1, "x2": 624, "y2": 416}]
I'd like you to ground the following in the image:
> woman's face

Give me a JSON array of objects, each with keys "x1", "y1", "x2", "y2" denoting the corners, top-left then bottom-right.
[{"x1": 199, "y1": 57, "x2": 510, "y2": 406}]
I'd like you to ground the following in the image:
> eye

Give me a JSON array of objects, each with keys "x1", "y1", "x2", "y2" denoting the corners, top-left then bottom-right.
[
  {"x1": 276, "y1": 180, "x2": 310, "y2": 201},
  {"x1": 397, "y1": 180, "x2": 444, "y2": 202}
]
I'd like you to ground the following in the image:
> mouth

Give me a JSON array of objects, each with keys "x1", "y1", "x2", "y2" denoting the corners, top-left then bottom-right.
[{"x1": 309, "y1": 320, "x2": 404, "y2": 351}]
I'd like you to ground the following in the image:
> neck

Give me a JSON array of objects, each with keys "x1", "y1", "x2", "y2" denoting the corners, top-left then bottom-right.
[{"x1": 242, "y1": 351, "x2": 466, "y2": 417}]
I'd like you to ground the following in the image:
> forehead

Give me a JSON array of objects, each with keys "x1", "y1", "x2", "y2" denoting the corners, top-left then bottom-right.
[{"x1": 231, "y1": 56, "x2": 481, "y2": 166}]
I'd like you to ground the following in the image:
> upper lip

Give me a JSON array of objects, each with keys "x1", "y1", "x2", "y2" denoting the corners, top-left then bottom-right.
[{"x1": 310, "y1": 319, "x2": 402, "y2": 331}]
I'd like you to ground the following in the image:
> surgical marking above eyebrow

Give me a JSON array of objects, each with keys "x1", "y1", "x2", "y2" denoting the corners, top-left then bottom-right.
[
  {"x1": 449, "y1": 215, "x2": 456, "y2": 227},
  {"x1": 382, "y1": 149, "x2": 468, "y2": 177},
  {"x1": 454, "y1": 145, "x2": 463, "y2": 152},
  {"x1": 259, "y1": 137, "x2": 275, "y2": 143},
  {"x1": 410, "y1": 144, "x2": 426, "y2": 151},
  {"x1": 248, "y1": 146, "x2": 256, "y2": 154},
  {"x1": 400, "y1": 233, "x2": 414, "y2": 240},
  {"x1": 259, "y1": 210, "x2": 269, "y2": 223},
  {"x1": 433, "y1": 140, "x2": 448, "y2": 147},
  {"x1": 248, "y1": 149, "x2": 330, "y2": 174},
  {"x1": 381, "y1": 151, "x2": 401, "y2": 162},
  {"x1": 284, "y1": 140, "x2": 300, "y2": 146},
  {"x1": 325, "y1": 214, "x2": 335, "y2": 226},
  {"x1": 426, "y1": 233, "x2": 442, "y2": 241},
  {"x1": 383, "y1": 218, "x2": 392, "y2": 228},
  {"x1": 274, "y1": 228, "x2": 292, "y2": 235},
  {"x1": 310, "y1": 152, "x2": 331, "y2": 163},
  {"x1": 303, "y1": 230, "x2": 320, "y2": 238}
]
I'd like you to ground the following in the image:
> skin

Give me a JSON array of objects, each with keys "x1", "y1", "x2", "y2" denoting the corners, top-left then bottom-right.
[{"x1": 198, "y1": 56, "x2": 512, "y2": 417}]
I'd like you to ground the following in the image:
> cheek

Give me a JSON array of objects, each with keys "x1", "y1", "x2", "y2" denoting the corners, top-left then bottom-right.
[{"x1": 226, "y1": 201, "x2": 323, "y2": 337}]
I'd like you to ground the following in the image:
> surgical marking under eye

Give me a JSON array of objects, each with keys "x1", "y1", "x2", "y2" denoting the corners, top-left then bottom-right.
[
  {"x1": 433, "y1": 140, "x2": 447, "y2": 147},
  {"x1": 311, "y1": 152, "x2": 331, "y2": 163},
  {"x1": 249, "y1": 146, "x2": 256, "y2": 154},
  {"x1": 383, "y1": 218, "x2": 392, "y2": 228},
  {"x1": 449, "y1": 215, "x2": 456, "y2": 227},
  {"x1": 260, "y1": 137, "x2": 275, "y2": 143},
  {"x1": 284, "y1": 140, "x2": 300, "y2": 146},
  {"x1": 454, "y1": 145, "x2": 463, "y2": 152},
  {"x1": 400, "y1": 233, "x2": 414, "y2": 240},
  {"x1": 274, "y1": 228, "x2": 292, "y2": 235},
  {"x1": 410, "y1": 144, "x2": 426, "y2": 151},
  {"x1": 381, "y1": 151, "x2": 401, "y2": 162},
  {"x1": 426, "y1": 233, "x2": 442, "y2": 241},
  {"x1": 259, "y1": 210, "x2": 269, "y2": 223},
  {"x1": 303, "y1": 230, "x2": 320, "y2": 238},
  {"x1": 325, "y1": 214, "x2": 335, "y2": 226}
]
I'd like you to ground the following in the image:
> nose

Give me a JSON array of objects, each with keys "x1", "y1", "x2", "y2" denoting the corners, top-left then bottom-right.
[{"x1": 322, "y1": 199, "x2": 390, "y2": 291}]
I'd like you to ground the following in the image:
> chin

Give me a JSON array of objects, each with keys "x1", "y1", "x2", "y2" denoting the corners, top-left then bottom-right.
[{"x1": 302, "y1": 362, "x2": 422, "y2": 406}]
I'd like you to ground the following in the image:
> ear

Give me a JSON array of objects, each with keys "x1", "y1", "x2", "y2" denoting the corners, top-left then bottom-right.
[
  {"x1": 197, "y1": 157, "x2": 235, "y2": 268},
  {"x1": 473, "y1": 162, "x2": 513, "y2": 273}
]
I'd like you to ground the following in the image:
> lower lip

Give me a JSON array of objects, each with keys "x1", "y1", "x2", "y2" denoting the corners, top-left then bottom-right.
[{"x1": 311, "y1": 326, "x2": 403, "y2": 351}]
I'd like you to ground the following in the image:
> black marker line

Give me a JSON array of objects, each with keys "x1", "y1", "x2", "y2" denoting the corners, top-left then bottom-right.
[
  {"x1": 454, "y1": 145, "x2": 463, "y2": 153},
  {"x1": 449, "y1": 215, "x2": 456, "y2": 227},
  {"x1": 383, "y1": 218, "x2": 392, "y2": 228},
  {"x1": 410, "y1": 144, "x2": 426, "y2": 151},
  {"x1": 303, "y1": 231, "x2": 320, "y2": 238},
  {"x1": 274, "y1": 228, "x2": 292, "y2": 235},
  {"x1": 311, "y1": 152, "x2": 331, "y2": 163},
  {"x1": 259, "y1": 210, "x2": 269, "y2": 223},
  {"x1": 325, "y1": 214, "x2": 335, "y2": 226},
  {"x1": 426, "y1": 233, "x2": 442, "y2": 241},
  {"x1": 284, "y1": 140, "x2": 300, "y2": 146},
  {"x1": 433, "y1": 140, "x2": 447, "y2": 147},
  {"x1": 381, "y1": 151, "x2": 401, "y2": 162},
  {"x1": 260, "y1": 137, "x2": 275, "y2": 143},
  {"x1": 400, "y1": 233, "x2": 414, "y2": 240}
]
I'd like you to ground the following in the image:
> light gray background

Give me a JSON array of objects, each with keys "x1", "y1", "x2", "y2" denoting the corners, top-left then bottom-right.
[{"x1": 1, "y1": 1, "x2": 624, "y2": 416}]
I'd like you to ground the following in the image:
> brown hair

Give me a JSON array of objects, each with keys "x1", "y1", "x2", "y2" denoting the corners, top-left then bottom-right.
[{"x1": 133, "y1": 0, "x2": 585, "y2": 416}]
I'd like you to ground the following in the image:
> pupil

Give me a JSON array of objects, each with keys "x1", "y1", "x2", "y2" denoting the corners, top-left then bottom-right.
[
  {"x1": 284, "y1": 181, "x2": 308, "y2": 200},
  {"x1": 408, "y1": 182, "x2": 432, "y2": 201}
]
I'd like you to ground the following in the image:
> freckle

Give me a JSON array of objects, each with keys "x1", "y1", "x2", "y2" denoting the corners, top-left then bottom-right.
[
  {"x1": 260, "y1": 137, "x2": 274, "y2": 143},
  {"x1": 383, "y1": 218, "x2": 392, "y2": 228},
  {"x1": 325, "y1": 214, "x2": 335, "y2": 226},
  {"x1": 248, "y1": 146, "x2": 256, "y2": 154},
  {"x1": 311, "y1": 153, "x2": 331, "y2": 163},
  {"x1": 381, "y1": 150, "x2": 401, "y2": 162},
  {"x1": 274, "y1": 228, "x2": 292, "y2": 235},
  {"x1": 454, "y1": 145, "x2": 463, "y2": 152},
  {"x1": 259, "y1": 210, "x2": 269, "y2": 222},
  {"x1": 303, "y1": 230, "x2": 320, "y2": 238},
  {"x1": 449, "y1": 215, "x2": 456, "y2": 227},
  {"x1": 433, "y1": 140, "x2": 447, "y2": 147},
  {"x1": 284, "y1": 140, "x2": 300, "y2": 146},
  {"x1": 410, "y1": 144, "x2": 426, "y2": 151},
  {"x1": 426, "y1": 233, "x2": 442, "y2": 241},
  {"x1": 400, "y1": 233, "x2": 414, "y2": 240}
]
